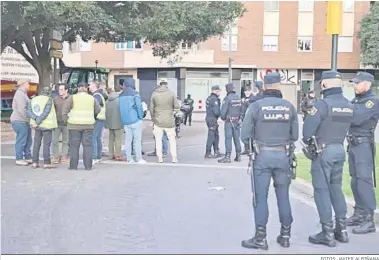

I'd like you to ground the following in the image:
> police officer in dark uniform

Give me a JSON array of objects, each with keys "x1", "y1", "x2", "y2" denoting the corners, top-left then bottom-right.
[
  {"x1": 346, "y1": 72, "x2": 379, "y2": 234},
  {"x1": 241, "y1": 81, "x2": 264, "y2": 155},
  {"x1": 218, "y1": 83, "x2": 243, "y2": 163},
  {"x1": 303, "y1": 71, "x2": 354, "y2": 247},
  {"x1": 205, "y1": 85, "x2": 223, "y2": 158},
  {"x1": 240, "y1": 72, "x2": 298, "y2": 250}
]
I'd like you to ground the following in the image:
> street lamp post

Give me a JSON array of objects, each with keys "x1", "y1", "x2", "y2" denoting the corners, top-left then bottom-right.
[
  {"x1": 326, "y1": 1, "x2": 342, "y2": 71},
  {"x1": 95, "y1": 60, "x2": 98, "y2": 80},
  {"x1": 228, "y1": 23, "x2": 233, "y2": 84}
]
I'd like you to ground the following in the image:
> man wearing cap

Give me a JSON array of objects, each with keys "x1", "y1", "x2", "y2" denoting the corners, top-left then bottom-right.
[
  {"x1": 346, "y1": 72, "x2": 379, "y2": 235},
  {"x1": 218, "y1": 83, "x2": 243, "y2": 163},
  {"x1": 301, "y1": 90, "x2": 317, "y2": 121},
  {"x1": 205, "y1": 85, "x2": 223, "y2": 158},
  {"x1": 183, "y1": 94, "x2": 194, "y2": 126},
  {"x1": 241, "y1": 81, "x2": 264, "y2": 155},
  {"x1": 241, "y1": 72, "x2": 298, "y2": 250},
  {"x1": 62, "y1": 83, "x2": 101, "y2": 170},
  {"x1": 303, "y1": 71, "x2": 354, "y2": 247},
  {"x1": 27, "y1": 86, "x2": 58, "y2": 169},
  {"x1": 10, "y1": 79, "x2": 33, "y2": 166},
  {"x1": 150, "y1": 79, "x2": 180, "y2": 163}
]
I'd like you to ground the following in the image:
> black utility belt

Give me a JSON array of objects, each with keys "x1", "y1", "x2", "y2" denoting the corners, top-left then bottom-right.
[
  {"x1": 259, "y1": 145, "x2": 286, "y2": 152},
  {"x1": 347, "y1": 136, "x2": 373, "y2": 146}
]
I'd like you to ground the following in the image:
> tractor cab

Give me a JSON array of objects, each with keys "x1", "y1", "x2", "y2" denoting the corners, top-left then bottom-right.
[{"x1": 61, "y1": 66, "x2": 110, "y2": 95}]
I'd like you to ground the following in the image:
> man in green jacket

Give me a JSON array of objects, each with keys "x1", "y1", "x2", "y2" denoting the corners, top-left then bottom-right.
[{"x1": 150, "y1": 79, "x2": 180, "y2": 163}]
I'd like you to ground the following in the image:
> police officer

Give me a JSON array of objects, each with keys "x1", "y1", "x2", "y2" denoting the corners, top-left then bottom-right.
[
  {"x1": 241, "y1": 81, "x2": 264, "y2": 155},
  {"x1": 218, "y1": 83, "x2": 243, "y2": 163},
  {"x1": 301, "y1": 90, "x2": 317, "y2": 121},
  {"x1": 241, "y1": 72, "x2": 298, "y2": 250},
  {"x1": 205, "y1": 85, "x2": 223, "y2": 158},
  {"x1": 346, "y1": 72, "x2": 379, "y2": 234},
  {"x1": 303, "y1": 71, "x2": 354, "y2": 247}
]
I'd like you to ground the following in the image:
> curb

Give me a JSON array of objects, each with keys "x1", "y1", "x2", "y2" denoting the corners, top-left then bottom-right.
[{"x1": 292, "y1": 178, "x2": 379, "y2": 225}]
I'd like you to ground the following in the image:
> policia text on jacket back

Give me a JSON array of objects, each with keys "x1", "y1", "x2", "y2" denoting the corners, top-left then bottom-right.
[
  {"x1": 240, "y1": 72, "x2": 299, "y2": 250},
  {"x1": 302, "y1": 71, "x2": 354, "y2": 247},
  {"x1": 346, "y1": 72, "x2": 379, "y2": 235}
]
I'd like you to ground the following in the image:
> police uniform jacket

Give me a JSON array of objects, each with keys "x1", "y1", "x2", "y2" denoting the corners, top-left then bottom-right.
[
  {"x1": 349, "y1": 89, "x2": 379, "y2": 138},
  {"x1": 302, "y1": 87, "x2": 354, "y2": 145},
  {"x1": 241, "y1": 89, "x2": 298, "y2": 146},
  {"x1": 220, "y1": 91, "x2": 243, "y2": 122}
]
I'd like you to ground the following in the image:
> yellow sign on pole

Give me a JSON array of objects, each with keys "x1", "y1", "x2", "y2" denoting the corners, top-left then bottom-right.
[{"x1": 326, "y1": 1, "x2": 343, "y2": 35}]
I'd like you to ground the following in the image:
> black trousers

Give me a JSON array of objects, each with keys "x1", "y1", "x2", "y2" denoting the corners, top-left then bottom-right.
[
  {"x1": 69, "y1": 129, "x2": 93, "y2": 170},
  {"x1": 32, "y1": 129, "x2": 53, "y2": 164},
  {"x1": 184, "y1": 111, "x2": 193, "y2": 125}
]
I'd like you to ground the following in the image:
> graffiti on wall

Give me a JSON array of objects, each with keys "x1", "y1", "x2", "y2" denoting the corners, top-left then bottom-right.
[{"x1": 258, "y1": 69, "x2": 298, "y2": 84}]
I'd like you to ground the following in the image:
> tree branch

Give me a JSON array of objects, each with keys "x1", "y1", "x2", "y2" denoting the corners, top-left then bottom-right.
[
  {"x1": 1, "y1": 24, "x2": 31, "y2": 53},
  {"x1": 34, "y1": 29, "x2": 42, "y2": 56},
  {"x1": 9, "y1": 42, "x2": 37, "y2": 71},
  {"x1": 41, "y1": 27, "x2": 50, "y2": 52},
  {"x1": 22, "y1": 31, "x2": 42, "y2": 72}
]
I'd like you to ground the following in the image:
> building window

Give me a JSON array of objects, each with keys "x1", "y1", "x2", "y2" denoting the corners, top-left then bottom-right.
[
  {"x1": 298, "y1": 0, "x2": 314, "y2": 12},
  {"x1": 297, "y1": 37, "x2": 312, "y2": 52},
  {"x1": 221, "y1": 22, "x2": 238, "y2": 51},
  {"x1": 68, "y1": 37, "x2": 92, "y2": 52},
  {"x1": 343, "y1": 0, "x2": 354, "y2": 12},
  {"x1": 338, "y1": 36, "x2": 353, "y2": 52},
  {"x1": 262, "y1": 35, "x2": 278, "y2": 52},
  {"x1": 264, "y1": 1, "x2": 279, "y2": 11},
  {"x1": 181, "y1": 42, "x2": 197, "y2": 51},
  {"x1": 115, "y1": 40, "x2": 142, "y2": 51}
]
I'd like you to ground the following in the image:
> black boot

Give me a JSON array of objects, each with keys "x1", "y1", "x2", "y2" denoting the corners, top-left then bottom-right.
[
  {"x1": 352, "y1": 213, "x2": 376, "y2": 235},
  {"x1": 241, "y1": 144, "x2": 250, "y2": 155},
  {"x1": 234, "y1": 152, "x2": 242, "y2": 162},
  {"x1": 347, "y1": 208, "x2": 365, "y2": 226},
  {"x1": 214, "y1": 149, "x2": 224, "y2": 158},
  {"x1": 241, "y1": 226, "x2": 268, "y2": 250},
  {"x1": 218, "y1": 153, "x2": 231, "y2": 163},
  {"x1": 308, "y1": 222, "x2": 336, "y2": 247},
  {"x1": 277, "y1": 225, "x2": 291, "y2": 248},
  {"x1": 334, "y1": 218, "x2": 349, "y2": 243}
]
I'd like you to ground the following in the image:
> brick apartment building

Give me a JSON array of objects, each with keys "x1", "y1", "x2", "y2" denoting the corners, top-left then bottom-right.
[{"x1": 62, "y1": 1, "x2": 378, "y2": 111}]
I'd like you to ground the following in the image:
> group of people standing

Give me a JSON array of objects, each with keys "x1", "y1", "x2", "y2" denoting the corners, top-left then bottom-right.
[
  {"x1": 10, "y1": 77, "x2": 186, "y2": 170},
  {"x1": 203, "y1": 71, "x2": 377, "y2": 250}
]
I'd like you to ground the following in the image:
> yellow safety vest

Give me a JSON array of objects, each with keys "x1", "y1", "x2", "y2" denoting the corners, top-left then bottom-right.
[
  {"x1": 68, "y1": 92, "x2": 96, "y2": 125},
  {"x1": 30, "y1": 95, "x2": 58, "y2": 129},
  {"x1": 93, "y1": 92, "x2": 106, "y2": 120}
]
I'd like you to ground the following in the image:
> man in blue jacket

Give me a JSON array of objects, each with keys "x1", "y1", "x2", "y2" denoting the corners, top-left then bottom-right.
[{"x1": 119, "y1": 78, "x2": 146, "y2": 163}]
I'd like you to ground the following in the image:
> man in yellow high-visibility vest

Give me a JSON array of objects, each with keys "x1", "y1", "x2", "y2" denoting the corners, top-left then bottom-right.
[
  {"x1": 62, "y1": 82, "x2": 101, "y2": 170},
  {"x1": 27, "y1": 86, "x2": 58, "y2": 169}
]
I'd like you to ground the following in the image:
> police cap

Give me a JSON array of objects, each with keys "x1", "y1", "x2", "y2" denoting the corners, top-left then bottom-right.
[
  {"x1": 350, "y1": 72, "x2": 374, "y2": 83},
  {"x1": 255, "y1": 81, "x2": 263, "y2": 89},
  {"x1": 211, "y1": 85, "x2": 220, "y2": 91},
  {"x1": 225, "y1": 83, "x2": 234, "y2": 92},
  {"x1": 264, "y1": 72, "x2": 281, "y2": 84},
  {"x1": 320, "y1": 70, "x2": 342, "y2": 81}
]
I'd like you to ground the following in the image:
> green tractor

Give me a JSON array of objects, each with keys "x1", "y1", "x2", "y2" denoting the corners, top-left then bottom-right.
[{"x1": 60, "y1": 60, "x2": 111, "y2": 94}]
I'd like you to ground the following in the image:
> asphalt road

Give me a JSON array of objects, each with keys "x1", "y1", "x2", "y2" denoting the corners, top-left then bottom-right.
[{"x1": 1, "y1": 120, "x2": 379, "y2": 254}]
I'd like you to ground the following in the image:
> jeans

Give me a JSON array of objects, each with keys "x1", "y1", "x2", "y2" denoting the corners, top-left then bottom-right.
[
  {"x1": 92, "y1": 120, "x2": 105, "y2": 160},
  {"x1": 11, "y1": 121, "x2": 32, "y2": 160},
  {"x1": 162, "y1": 131, "x2": 168, "y2": 153},
  {"x1": 124, "y1": 121, "x2": 143, "y2": 162},
  {"x1": 32, "y1": 129, "x2": 53, "y2": 164},
  {"x1": 52, "y1": 125, "x2": 69, "y2": 158},
  {"x1": 69, "y1": 129, "x2": 93, "y2": 170}
]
